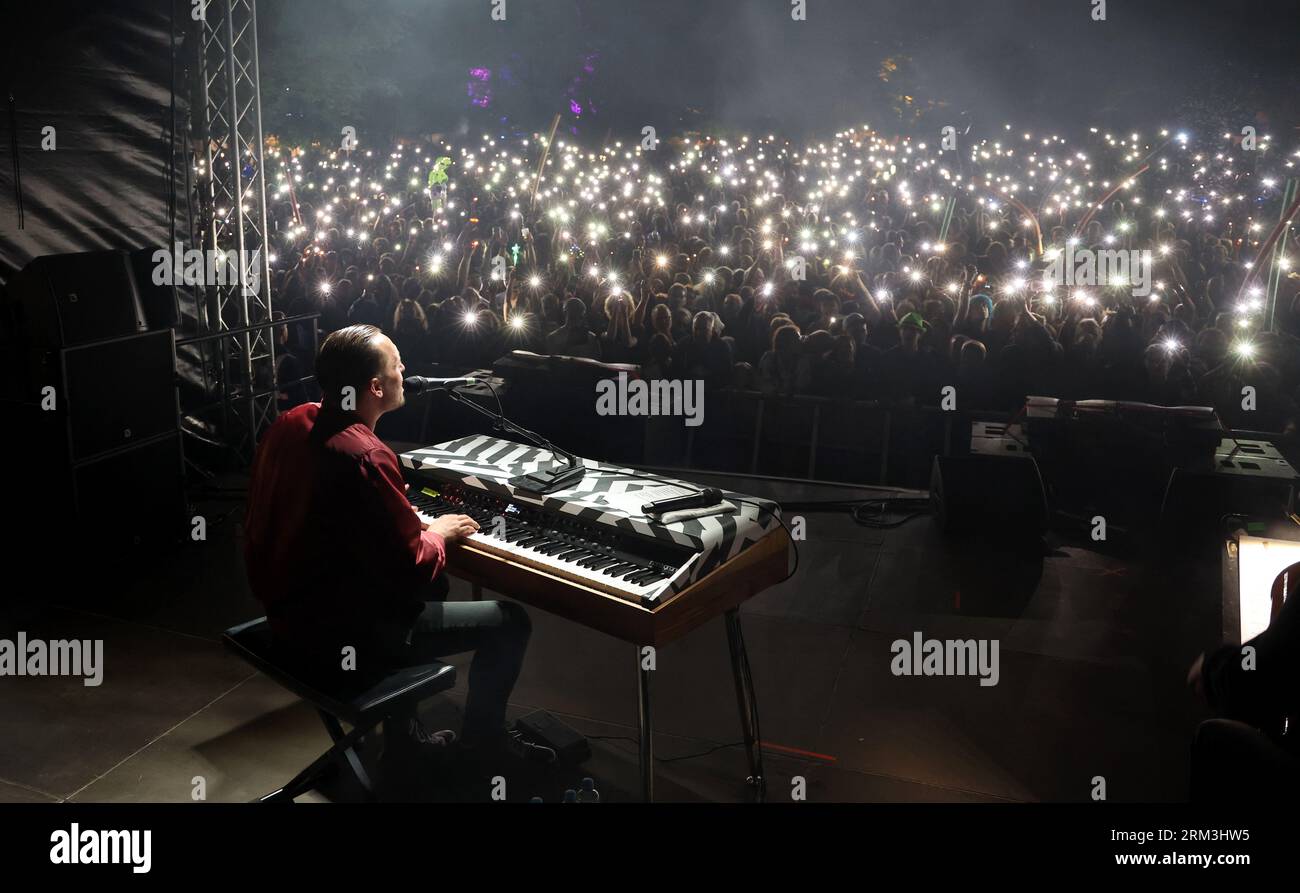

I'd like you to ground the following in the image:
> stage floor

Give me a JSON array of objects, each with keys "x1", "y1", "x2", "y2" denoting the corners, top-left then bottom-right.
[{"x1": 0, "y1": 462, "x2": 1221, "y2": 803}]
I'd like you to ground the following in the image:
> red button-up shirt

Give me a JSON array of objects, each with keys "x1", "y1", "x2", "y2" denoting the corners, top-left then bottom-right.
[{"x1": 244, "y1": 402, "x2": 446, "y2": 642}]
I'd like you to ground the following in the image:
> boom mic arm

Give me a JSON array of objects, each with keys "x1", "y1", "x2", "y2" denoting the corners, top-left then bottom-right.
[{"x1": 431, "y1": 380, "x2": 587, "y2": 495}]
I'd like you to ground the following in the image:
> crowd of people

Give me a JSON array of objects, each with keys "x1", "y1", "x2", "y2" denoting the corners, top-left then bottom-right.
[{"x1": 261, "y1": 124, "x2": 1300, "y2": 434}]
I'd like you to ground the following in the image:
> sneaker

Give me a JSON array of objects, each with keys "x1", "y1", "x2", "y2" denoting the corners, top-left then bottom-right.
[
  {"x1": 382, "y1": 718, "x2": 457, "y2": 767},
  {"x1": 503, "y1": 728, "x2": 557, "y2": 764},
  {"x1": 458, "y1": 728, "x2": 557, "y2": 773},
  {"x1": 407, "y1": 718, "x2": 457, "y2": 748}
]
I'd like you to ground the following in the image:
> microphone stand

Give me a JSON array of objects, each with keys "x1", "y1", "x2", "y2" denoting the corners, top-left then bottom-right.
[{"x1": 440, "y1": 384, "x2": 587, "y2": 495}]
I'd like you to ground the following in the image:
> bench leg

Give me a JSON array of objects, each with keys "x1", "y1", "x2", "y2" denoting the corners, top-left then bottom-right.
[
  {"x1": 319, "y1": 711, "x2": 379, "y2": 801},
  {"x1": 260, "y1": 748, "x2": 337, "y2": 802}
]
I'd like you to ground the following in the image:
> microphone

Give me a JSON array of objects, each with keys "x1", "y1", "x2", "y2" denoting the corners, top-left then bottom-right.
[{"x1": 403, "y1": 375, "x2": 477, "y2": 395}]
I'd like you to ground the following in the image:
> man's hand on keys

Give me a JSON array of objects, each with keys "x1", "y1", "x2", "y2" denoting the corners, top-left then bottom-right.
[{"x1": 428, "y1": 514, "x2": 480, "y2": 543}]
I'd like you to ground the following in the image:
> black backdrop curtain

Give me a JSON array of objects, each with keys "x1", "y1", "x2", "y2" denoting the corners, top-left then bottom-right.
[{"x1": 0, "y1": 0, "x2": 191, "y2": 284}]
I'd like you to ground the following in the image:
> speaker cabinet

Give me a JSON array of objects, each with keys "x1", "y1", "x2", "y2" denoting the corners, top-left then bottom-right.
[
  {"x1": 71, "y1": 433, "x2": 187, "y2": 553},
  {"x1": 931, "y1": 454, "x2": 1048, "y2": 538},
  {"x1": 128, "y1": 246, "x2": 183, "y2": 331},
  {"x1": 11, "y1": 250, "x2": 148, "y2": 348},
  {"x1": 44, "y1": 329, "x2": 179, "y2": 463}
]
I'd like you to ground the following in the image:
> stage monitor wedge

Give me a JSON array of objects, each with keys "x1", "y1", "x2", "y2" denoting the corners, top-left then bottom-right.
[{"x1": 931, "y1": 453, "x2": 1048, "y2": 539}]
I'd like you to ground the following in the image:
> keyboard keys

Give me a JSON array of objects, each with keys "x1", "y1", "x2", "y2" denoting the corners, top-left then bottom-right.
[{"x1": 406, "y1": 485, "x2": 689, "y2": 603}]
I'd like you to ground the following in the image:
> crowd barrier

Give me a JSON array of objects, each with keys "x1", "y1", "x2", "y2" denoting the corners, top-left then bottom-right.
[
  {"x1": 491, "y1": 376, "x2": 1013, "y2": 491},
  {"x1": 379, "y1": 360, "x2": 1299, "y2": 493}
]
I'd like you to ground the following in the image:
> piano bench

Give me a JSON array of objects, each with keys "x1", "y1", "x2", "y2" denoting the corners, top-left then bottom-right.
[{"x1": 220, "y1": 616, "x2": 457, "y2": 802}]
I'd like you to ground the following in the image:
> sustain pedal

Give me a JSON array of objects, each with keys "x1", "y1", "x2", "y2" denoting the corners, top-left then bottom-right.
[{"x1": 514, "y1": 709, "x2": 591, "y2": 764}]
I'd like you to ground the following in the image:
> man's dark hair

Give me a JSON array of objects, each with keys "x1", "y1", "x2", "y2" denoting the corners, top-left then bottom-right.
[{"x1": 316, "y1": 324, "x2": 385, "y2": 403}]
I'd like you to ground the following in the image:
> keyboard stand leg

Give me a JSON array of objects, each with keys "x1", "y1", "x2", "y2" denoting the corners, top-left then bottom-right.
[
  {"x1": 637, "y1": 646, "x2": 654, "y2": 802},
  {"x1": 725, "y1": 608, "x2": 766, "y2": 802},
  {"x1": 471, "y1": 583, "x2": 483, "y2": 601}
]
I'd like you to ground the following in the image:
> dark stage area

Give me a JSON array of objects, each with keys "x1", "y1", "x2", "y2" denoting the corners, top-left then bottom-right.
[
  {"x1": 4, "y1": 3, "x2": 1300, "y2": 878},
  {"x1": 1, "y1": 462, "x2": 1221, "y2": 803}
]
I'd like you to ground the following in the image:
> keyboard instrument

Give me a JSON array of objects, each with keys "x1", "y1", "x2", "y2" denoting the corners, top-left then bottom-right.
[
  {"x1": 399, "y1": 434, "x2": 792, "y2": 799},
  {"x1": 406, "y1": 481, "x2": 696, "y2": 605},
  {"x1": 399, "y1": 435, "x2": 788, "y2": 622}
]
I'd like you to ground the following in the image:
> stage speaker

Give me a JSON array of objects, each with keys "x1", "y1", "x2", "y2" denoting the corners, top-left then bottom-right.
[
  {"x1": 33, "y1": 329, "x2": 179, "y2": 463},
  {"x1": 11, "y1": 249, "x2": 148, "y2": 347},
  {"x1": 931, "y1": 454, "x2": 1048, "y2": 538},
  {"x1": 71, "y1": 432, "x2": 187, "y2": 554},
  {"x1": 1161, "y1": 452, "x2": 1299, "y2": 544},
  {"x1": 128, "y1": 246, "x2": 183, "y2": 331}
]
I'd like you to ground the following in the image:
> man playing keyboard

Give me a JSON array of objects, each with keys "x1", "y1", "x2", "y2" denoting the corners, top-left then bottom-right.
[{"x1": 245, "y1": 324, "x2": 554, "y2": 795}]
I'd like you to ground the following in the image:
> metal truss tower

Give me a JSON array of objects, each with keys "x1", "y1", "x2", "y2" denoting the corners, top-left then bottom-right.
[{"x1": 196, "y1": 0, "x2": 274, "y2": 463}]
